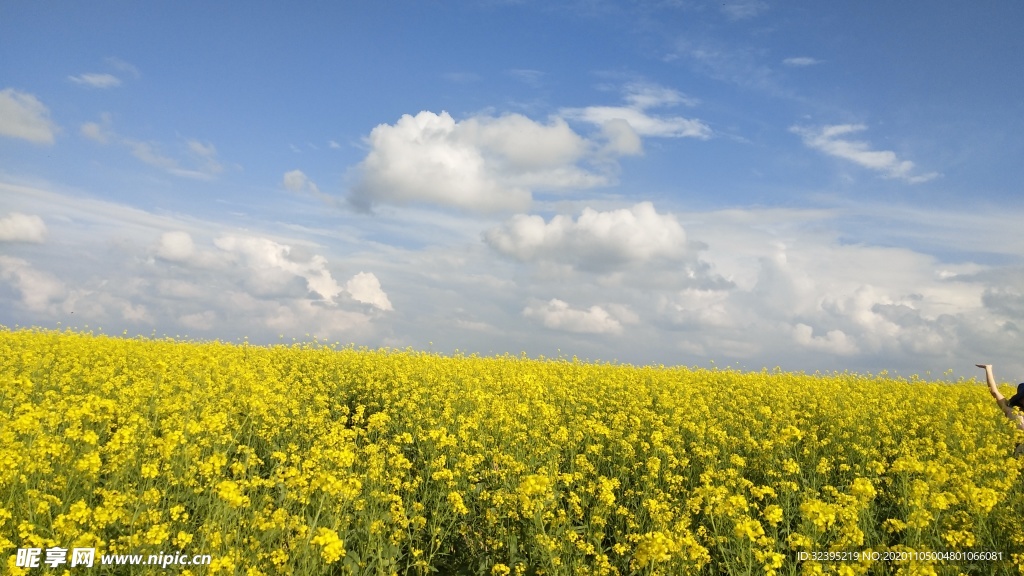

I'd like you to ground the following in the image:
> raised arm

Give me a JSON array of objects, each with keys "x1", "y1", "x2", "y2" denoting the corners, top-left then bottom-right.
[
  {"x1": 977, "y1": 364, "x2": 1004, "y2": 400},
  {"x1": 977, "y1": 364, "x2": 1024, "y2": 431}
]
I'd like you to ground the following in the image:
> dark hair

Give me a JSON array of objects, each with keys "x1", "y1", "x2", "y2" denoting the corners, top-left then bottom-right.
[{"x1": 1009, "y1": 383, "x2": 1024, "y2": 410}]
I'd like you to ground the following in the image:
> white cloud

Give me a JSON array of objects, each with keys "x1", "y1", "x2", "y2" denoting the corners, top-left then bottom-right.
[
  {"x1": 485, "y1": 202, "x2": 688, "y2": 272},
  {"x1": 569, "y1": 106, "x2": 709, "y2": 139},
  {"x1": 792, "y1": 323, "x2": 859, "y2": 356},
  {"x1": 283, "y1": 169, "x2": 321, "y2": 195},
  {"x1": 81, "y1": 123, "x2": 110, "y2": 143},
  {"x1": 0, "y1": 256, "x2": 65, "y2": 313},
  {"x1": 80, "y1": 113, "x2": 114, "y2": 143},
  {"x1": 68, "y1": 73, "x2": 121, "y2": 88},
  {"x1": 792, "y1": 124, "x2": 939, "y2": 183},
  {"x1": 5, "y1": 179, "x2": 1024, "y2": 378},
  {"x1": 105, "y1": 57, "x2": 140, "y2": 78},
  {"x1": 156, "y1": 231, "x2": 196, "y2": 262},
  {"x1": 600, "y1": 118, "x2": 643, "y2": 156},
  {"x1": 349, "y1": 111, "x2": 607, "y2": 213},
  {"x1": 214, "y1": 235, "x2": 344, "y2": 301},
  {"x1": 523, "y1": 298, "x2": 623, "y2": 334},
  {"x1": 562, "y1": 83, "x2": 711, "y2": 141},
  {"x1": 623, "y1": 82, "x2": 699, "y2": 109},
  {"x1": 0, "y1": 89, "x2": 58, "y2": 144},
  {"x1": 658, "y1": 288, "x2": 735, "y2": 329},
  {"x1": 127, "y1": 140, "x2": 177, "y2": 171},
  {"x1": 783, "y1": 57, "x2": 822, "y2": 67},
  {"x1": 187, "y1": 140, "x2": 224, "y2": 175},
  {"x1": 0, "y1": 212, "x2": 47, "y2": 243},
  {"x1": 345, "y1": 272, "x2": 393, "y2": 311}
]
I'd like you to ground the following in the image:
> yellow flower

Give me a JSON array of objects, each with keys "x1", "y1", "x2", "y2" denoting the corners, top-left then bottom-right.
[
  {"x1": 762, "y1": 504, "x2": 784, "y2": 526},
  {"x1": 145, "y1": 523, "x2": 170, "y2": 546},
  {"x1": 311, "y1": 527, "x2": 346, "y2": 564},
  {"x1": 215, "y1": 480, "x2": 250, "y2": 508},
  {"x1": 448, "y1": 491, "x2": 469, "y2": 515},
  {"x1": 734, "y1": 516, "x2": 765, "y2": 542},
  {"x1": 632, "y1": 531, "x2": 679, "y2": 569},
  {"x1": 850, "y1": 477, "x2": 876, "y2": 501}
]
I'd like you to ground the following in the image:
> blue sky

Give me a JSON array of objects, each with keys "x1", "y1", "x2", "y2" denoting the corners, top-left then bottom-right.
[{"x1": 2, "y1": 1, "x2": 1023, "y2": 378}]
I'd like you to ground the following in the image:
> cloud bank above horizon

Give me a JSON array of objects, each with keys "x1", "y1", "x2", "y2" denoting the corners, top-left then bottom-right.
[{"x1": 2, "y1": 1, "x2": 1023, "y2": 379}]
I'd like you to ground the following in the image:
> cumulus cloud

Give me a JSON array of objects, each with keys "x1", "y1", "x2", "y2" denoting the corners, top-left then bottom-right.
[
  {"x1": 659, "y1": 215, "x2": 992, "y2": 367},
  {"x1": 658, "y1": 288, "x2": 735, "y2": 329},
  {"x1": 792, "y1": 124, "x2": 939, "y2": 183},
  {"x1": 485, "y1": 202, "x2": 689, "y2": 272},
  {"x1": 156, "y1": 231, "x2": 196, "y2": 262},
  {"x1": 0, "y1": 212, "x2": 47, "y2": 243},
  {"x1": 562, "y1": 83, "x2": 711, "y2": 144},
  {"x1": 523, "y1": 298, "x2": 623, "y2": 334},
  {"x1": 284, "y1": 170, "x2": 317, "y2": 193},
  {"x1": 68, "y1": 73, "x2": 121, "y2": 88},
  {"x1": 349, "y1": 111, "x2": 607, "y2": 213},
  {"x1": 0, "y1": 256, "x2": 65, "y2": 313},
  {"x1": 345, "y1": 272, "x2": 393, "y2": 311},
  {"x1": 214, "y1": 235, "x2": 344, "y2": 301},
  {"x1": 149, "y1": 230, "x2": 393, "y2": 314},
  {"x1": 792, "y1": 323, "x2": 858, "y2": 356},
  {"x1": 6, "y1": 179, "x2": 1024, "y2": 377},
  {"x1": 0, "y1": 88, "x2": 58, "y2": 144}
]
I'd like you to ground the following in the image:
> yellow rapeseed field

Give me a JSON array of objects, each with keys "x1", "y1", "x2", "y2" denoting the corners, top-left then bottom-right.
[{"x1": 2, "y1": 326, "x2": 1024, "y2": 575}]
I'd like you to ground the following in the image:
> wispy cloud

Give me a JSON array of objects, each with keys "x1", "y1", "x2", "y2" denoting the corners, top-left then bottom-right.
[
  {"x1": 68, "y1": 73, "x2": 121, "y2": 88},
  {"x1": 123, "y1": 138, "x2": 224, "y2": 180},
  {"x1": 792, "y1": 124, "x2": 940, "y2": 183},
  {"x1": 561, "y1": 82, "x2": 711, "y2": 150},
  {"x1": 105, "y1": 57, "x2": 140, "y2": 78},
  {"x1": 0, "y1": 88, "x2": 58, "y2": 144},
  {"x1": 668, "y1": 39, "x2": 788, "y2": 97},
  {"x1": 80, "y1": 113, "x2": 114, "y2": 143},
  {"x1": 80, "y1": 113, "x2": 225, "y2": 180},
  {"x1": 507, "y1": 68, "x2": 545, "y2": 87},
  {"x1": 720, "y1": 0, "x2": 768, "y2": 20},
  {"x1": 783, "y1": 57, "x2": 821, "y2": 67}
]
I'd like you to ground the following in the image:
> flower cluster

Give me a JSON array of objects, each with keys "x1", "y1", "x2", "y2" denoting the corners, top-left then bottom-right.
[{"x1": 2, "y1": 327, "x2": 1023, "y2": 575}]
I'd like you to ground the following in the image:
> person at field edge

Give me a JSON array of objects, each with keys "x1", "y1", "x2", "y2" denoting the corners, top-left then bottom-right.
[{"x1": 976, "y1": 364, "x2": 1024, "y2": 456}]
